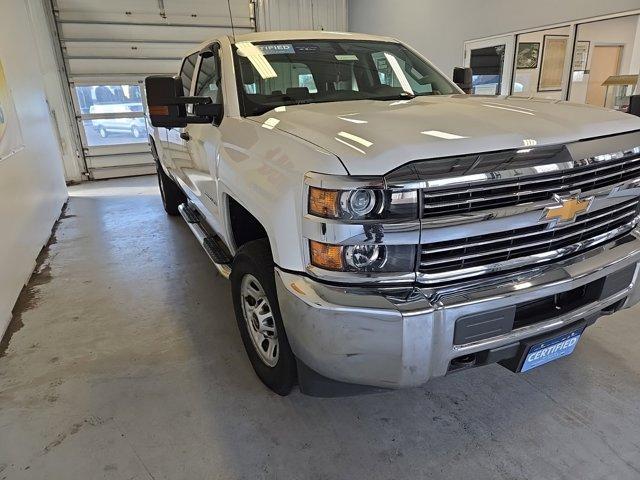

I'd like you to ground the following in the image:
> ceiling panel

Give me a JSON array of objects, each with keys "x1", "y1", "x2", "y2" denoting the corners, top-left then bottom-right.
[
  {"x1": 55, "y1": 0, "x2": 252, "y2": 26},
  {"x1": 64, "y1": 41, "x2": 200, "y2": 60},
  {"x1": 60, "y1": 23, "x2": 243, "y2": 43},
  {"x1": 67, "y1": 58, "x2": 182, "y2": 75}
]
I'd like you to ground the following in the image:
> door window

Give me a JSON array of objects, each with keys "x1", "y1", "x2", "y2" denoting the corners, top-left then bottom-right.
[
  {"x1": 180, "y1": 53, "x2": 199, "y2": 96},
  {"x1": 195, "y1": 51, "x2": 222, "y2": 103}
]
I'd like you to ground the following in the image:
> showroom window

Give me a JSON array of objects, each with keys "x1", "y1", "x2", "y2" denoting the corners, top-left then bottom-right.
[
  {"x1": 469, "y1": 45, "x2": 506, "y2": 95},
  {"x1": 464, "y1": 11, "x2": 640, "y2": 110},
  {"x1": 568, "y1": 15, "x2": 640, "y2": 112}
]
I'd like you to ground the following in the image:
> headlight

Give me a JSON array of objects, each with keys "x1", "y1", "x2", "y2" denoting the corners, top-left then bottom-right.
[
  {"x1": 308, "y1": 186, "x2": 417, "y2": 221},
  {"x1": 346, "y1": 189, "x2": 377, "y2": 217},
  {"x1": 309, "y1": 241, "x2": 415, "y2": 273}
]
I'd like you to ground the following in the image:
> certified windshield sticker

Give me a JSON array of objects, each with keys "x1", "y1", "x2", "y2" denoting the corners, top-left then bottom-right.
[
  {"x1": 257, "y1": 44, "x2": 295, "y2": 55},
  {"x1": 335, "y1": 54, "x2": 358, "y2": 61}
]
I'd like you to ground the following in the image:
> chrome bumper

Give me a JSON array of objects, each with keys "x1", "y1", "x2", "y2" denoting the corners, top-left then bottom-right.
[{"x1": 275, "y1": 230, "x2": 640, "y2": 389}]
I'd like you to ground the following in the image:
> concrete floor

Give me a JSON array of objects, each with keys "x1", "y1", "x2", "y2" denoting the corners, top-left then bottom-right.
[{"x1": 1, "y1": 176, "x2": 640, "y2": 480}]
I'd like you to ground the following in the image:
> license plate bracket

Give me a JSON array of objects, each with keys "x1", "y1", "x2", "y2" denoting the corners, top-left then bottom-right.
[{"x1": 500, "y1": 320, "x2": 587, "y2": 373}]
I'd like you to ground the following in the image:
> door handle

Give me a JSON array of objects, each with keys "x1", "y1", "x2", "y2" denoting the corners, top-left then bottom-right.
[{"x1": 180, "y1": 132, "x2": 191, "y2": 141}]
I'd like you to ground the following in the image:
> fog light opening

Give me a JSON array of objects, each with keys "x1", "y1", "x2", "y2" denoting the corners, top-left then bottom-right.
[{"x1": 450, "y1": 354, "x2": 477, "y2": 370}]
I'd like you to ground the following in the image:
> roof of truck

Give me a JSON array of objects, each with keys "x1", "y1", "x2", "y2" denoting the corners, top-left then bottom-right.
[
  {"x1": 228, "y1": 30, "x2": 396, "y2": 44},
  {"x1": 188, "y1": 31, "x2": 398, "y2": 56}
]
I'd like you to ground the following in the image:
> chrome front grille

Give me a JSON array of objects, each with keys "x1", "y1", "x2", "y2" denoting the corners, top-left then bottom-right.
[
  {"x1": 422, "y1": 147, "x2": 640, "y2": 218},
  {"x1": 378, "y1": 130, "x2": 640, "y2": 285},
  {"x1": 420, "y1": 198, "x2": 640, "y2": 278}
]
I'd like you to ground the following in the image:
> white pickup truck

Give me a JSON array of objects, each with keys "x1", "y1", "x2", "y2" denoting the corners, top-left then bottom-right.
[{"x1": 146, "y1": 31, "x2": 640, "y2": 396}]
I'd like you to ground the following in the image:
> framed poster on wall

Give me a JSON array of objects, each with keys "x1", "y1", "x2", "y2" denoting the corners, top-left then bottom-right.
[
  {"x1": 572, "y1": 41, "x2": 590, "y2": 71},
  {"x1": 0, "y1": 60, "x2": 23, "y2": 161},
  {"x1": 538, "y1": 35, "x2": 569, "y2": 92},
  {"x1": 516, "y1": 42, "x2": 540, "y2": 69}
]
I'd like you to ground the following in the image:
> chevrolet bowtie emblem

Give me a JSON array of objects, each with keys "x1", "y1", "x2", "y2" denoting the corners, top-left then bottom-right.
[{"x1": 543, "y1": 195, "x2": 593, "y2": 224}]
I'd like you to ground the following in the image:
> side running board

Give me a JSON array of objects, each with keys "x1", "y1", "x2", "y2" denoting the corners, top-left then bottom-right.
[{"x1": 178, "y1": 203, "x2": 233, "y2": 279}]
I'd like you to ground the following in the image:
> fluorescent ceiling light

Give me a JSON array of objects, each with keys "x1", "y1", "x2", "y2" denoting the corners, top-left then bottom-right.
[
  {"x1": 384, "y1": 52, "x2": 413, "y2": 95},
  {"x1": 338, "y1": 116, "x2": 368, "y2": 124},
  {"x1": 334, "y1": 137, "x2": 366, "y2": 154},
  {"x1": 533, "y1": 164, "x2": 560, "y2": 173},
  {"x1": 483, "y1": 101, "x2": 536, "y2": 112},
  {"x1": 235, "y1": 41, "x2": 277, "y2": 80},
  {"x1": 389, "y1": 99, "x2": 411, "y2": 106},
  {"x1": 428, "y1": 173, "x2": 488, "y2": 188},
  {"x1": 262, "y1": 117, "x2": 280, "y2": 130},
  {"x1": 482, "y1": 104, "x2": 535, "y2": 116},
  {"x1": 421, "y1": 130, "x2": 467, "y2": 140},
  {"x1": 514, "y1": 281, "x2": 533, "y2": 291},
  {"x1": 337, "y1": 131, "x2": 373, "y2": 147}
]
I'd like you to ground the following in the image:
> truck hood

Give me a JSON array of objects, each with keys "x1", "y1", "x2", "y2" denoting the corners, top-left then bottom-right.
[{"x1": 250, "y1": 95, "x2": 640, "y2": 176}]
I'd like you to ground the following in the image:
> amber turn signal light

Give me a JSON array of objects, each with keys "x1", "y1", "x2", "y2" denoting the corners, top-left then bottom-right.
[
  {"x1": 308, "y1": 187, "x2": 340, "y2": 218},
  {"x1": 309, "y1": 240, "x2": 344, "y2": 271},
  {"x1": 149, "y1": 105, "x2": 169, "y2": 116}
]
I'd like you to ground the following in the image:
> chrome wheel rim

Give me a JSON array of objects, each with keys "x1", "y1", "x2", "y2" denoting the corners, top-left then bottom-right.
[{"x1": 240, "y1": 274, "x2": 279, "y2": 367}]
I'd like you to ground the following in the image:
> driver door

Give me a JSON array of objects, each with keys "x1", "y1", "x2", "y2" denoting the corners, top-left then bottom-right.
[{"x1": 183, "y1": 45, "x2": 224, "y2": 224}]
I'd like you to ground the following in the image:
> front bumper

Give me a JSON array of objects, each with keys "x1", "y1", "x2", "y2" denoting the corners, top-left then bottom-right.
[{"x1": 275, "y1": 230, "x2": 640, "y2": 390}]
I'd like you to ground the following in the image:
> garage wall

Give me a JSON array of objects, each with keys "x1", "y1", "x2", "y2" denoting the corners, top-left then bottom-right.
[
  {"x1": 0, "y1": 0, "x2": 68, "y2": 338},
  {"x1": 256, "y1": 0, "x2": 347, "y2": 31},
  {"x1": 348, "y1": 0, "x2": 640, "y2": 78}
]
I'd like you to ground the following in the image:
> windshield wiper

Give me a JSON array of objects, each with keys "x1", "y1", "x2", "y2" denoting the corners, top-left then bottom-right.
[
  {"x1": 250, "y1": 105, "x2": 279, "y2": 116},
  {"x1": 370, "y1": 92, "x2": 416, "y2": 101}
]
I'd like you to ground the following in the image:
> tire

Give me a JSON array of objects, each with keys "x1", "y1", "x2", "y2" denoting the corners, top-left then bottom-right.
[
  {"x1": 231, "y1": 239, "x2": 297, "y2": 395},
  {"x1": 98, "y1": 126, "x2": 107, "y2": 138},
  {"x1": 152, "y1": 144, "x2": 185, "y2": 216}
]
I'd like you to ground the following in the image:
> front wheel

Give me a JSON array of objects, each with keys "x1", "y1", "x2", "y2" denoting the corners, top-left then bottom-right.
[{"x1": 231, "y1": 239, "x2": 297, "y2": 395}]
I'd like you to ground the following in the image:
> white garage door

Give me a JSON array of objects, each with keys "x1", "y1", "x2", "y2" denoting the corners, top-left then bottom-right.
[{"x1": 52, "y1": 0, "x2": 254, "y2": 179}]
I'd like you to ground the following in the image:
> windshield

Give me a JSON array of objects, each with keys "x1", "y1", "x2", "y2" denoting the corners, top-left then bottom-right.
[{"x1": 234, "y1": 40, "x2": 458, "y2": 116}]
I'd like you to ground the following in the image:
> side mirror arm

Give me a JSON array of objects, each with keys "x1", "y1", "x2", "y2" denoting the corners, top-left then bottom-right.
[{"x1": 157, "y1": 96, "x2": 212, "y2": 106}]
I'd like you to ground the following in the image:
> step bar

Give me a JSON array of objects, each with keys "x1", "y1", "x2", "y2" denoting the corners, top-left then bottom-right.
[{"x1": 178, "y1": 203, "x2": 232, "y2": 279}]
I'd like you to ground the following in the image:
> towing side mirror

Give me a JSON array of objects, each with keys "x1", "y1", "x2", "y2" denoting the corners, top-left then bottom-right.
[
  {"x1": 145, "y1": 76, "x2": 187, "y2": 128},
  {"x1": 453, "y1": 67, "x2": 473, "y2": 94},
  {"x1": 145, "y1": 75, "x2": 221, "y2": 127}
]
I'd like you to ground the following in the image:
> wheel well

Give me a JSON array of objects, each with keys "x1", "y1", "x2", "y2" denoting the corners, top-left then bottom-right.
[{"x1": 228, "y1": 197, "x2": 268, "y2": 250}]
